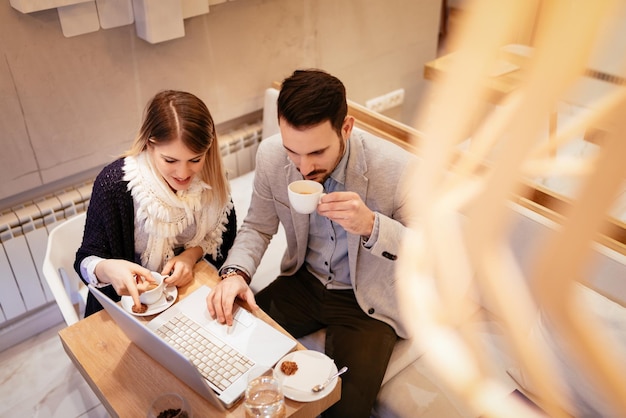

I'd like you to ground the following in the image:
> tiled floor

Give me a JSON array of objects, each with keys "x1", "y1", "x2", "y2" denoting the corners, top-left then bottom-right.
[{"x1": 0, "y1": 321, "x2": 109, "y2": 418}]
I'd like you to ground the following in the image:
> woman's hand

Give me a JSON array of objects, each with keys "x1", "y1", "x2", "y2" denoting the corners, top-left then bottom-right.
[
  {"x1": 161, "y1": 246, "x2": 203, "y2": 288},
  {"x1": 94, "y1": 259, "x2": 154, "y2": 309}
]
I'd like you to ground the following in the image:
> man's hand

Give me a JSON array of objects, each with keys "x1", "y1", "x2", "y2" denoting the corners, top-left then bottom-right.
[
  {"x1": 317, "y1": 191, "x2": 375, "y2": 237},
  {"x1": 206, "y1": 274, "x2": 258, "y2": 326}
]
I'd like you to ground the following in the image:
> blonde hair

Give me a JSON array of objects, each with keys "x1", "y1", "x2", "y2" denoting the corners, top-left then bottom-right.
[{"x1": 124, "y1": 90, "x2": 229, "y2": 207}]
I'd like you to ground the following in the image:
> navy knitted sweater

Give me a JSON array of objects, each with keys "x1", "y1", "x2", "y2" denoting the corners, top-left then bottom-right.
[{"x1": 74, "y1": 158, "x2": 237, "y2": 317}]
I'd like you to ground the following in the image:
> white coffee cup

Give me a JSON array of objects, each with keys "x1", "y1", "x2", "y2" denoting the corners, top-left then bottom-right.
[
  {"x1": 139, "y1": 272, "x2": 166, "y2": 305},
  {"x1": 288, "y1": 180, "x2": 325, "y2": 214}
]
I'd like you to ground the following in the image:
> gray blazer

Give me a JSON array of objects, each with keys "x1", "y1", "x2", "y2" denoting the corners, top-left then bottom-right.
[{"x1": 224, "y1": 127, "x2": 418, "y2": 338}]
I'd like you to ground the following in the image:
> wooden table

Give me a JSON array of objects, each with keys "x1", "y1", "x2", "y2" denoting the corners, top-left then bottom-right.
[
  {"x1": 58, "y1": 261, "x2": 341, "y2": 417},
  {"x1": 423, "y1": 48, "x2": 529, "y2": 104},
  {"x1": 423, "y1": 47, "x2": 553, "y2": 149}
]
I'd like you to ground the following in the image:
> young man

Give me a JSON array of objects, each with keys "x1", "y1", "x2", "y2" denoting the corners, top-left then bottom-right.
[{"x1": 207, "y1": 69, "x2": 417, "y2": 417}]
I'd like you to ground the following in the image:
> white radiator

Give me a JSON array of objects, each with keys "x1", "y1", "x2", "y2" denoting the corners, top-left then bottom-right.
[
  {"x1": 0, "y1": 121, "x2": 262, "y2": 337},
  {"x1": 0, "y1": 183, "x2": 92, "y2": 325},
  {"x1": 219, "y1": 121, "x2": 262, "y2": 179}
]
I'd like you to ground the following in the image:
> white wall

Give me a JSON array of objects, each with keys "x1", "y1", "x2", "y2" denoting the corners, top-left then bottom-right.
[{"x1": 0, "y1": 0, "x2": 442, "y2": 206}]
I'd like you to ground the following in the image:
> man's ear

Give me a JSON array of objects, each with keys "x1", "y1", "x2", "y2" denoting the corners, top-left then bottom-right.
[{"x1": 342, "y1": 116, "x2": 355, "y2": 139}]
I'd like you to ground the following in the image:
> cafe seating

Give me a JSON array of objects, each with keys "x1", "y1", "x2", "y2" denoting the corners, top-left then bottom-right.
[{"x1": 42, "y1": 212, "x2": 88, "y2": 326}]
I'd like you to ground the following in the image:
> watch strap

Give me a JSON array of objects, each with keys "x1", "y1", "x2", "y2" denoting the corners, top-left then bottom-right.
[{"x1": 220, "y1": 267, "x2": 251, "y2": 285}]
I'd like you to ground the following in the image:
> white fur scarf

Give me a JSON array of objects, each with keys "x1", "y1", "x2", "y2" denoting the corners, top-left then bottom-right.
[{"x1": 123, "y1": 153, "x2": 231, "y2": 271}]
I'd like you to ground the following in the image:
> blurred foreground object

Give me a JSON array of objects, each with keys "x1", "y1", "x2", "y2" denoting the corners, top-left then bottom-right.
[{"x1": 400, "y1": 0, "x2": 626, "y2": 416}]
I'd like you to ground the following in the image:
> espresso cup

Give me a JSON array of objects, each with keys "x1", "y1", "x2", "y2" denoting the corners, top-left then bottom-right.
[
  {"x1": 288, "y1": 180, "x2": 324, "y2": 214},
  {"x1": 139, "y1": 272, "x2": 166, "y2": 305}
]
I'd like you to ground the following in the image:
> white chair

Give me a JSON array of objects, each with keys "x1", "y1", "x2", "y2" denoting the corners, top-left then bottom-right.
[{"x1": 42, "y1": 212, "x2": 88, "y2": 326}]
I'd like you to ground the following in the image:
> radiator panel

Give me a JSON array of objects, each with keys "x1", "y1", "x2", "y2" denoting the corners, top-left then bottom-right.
[
  {"x1": 0, "y1": 243, "x2": 26, "y2": 321},
  {"x1": 4, "y1": 235, "x2": 46, "y2": 311},
  {"x1": 13, "y1": 203, "x2": 55, "y2": 304},
  {"x1": 25, "y1": 226, "x2": 55, "y2": 302}
]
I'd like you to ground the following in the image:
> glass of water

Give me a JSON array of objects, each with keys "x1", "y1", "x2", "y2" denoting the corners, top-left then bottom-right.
[{"x1": 244, "y1": 370, "x2": 285, "y2": 418}]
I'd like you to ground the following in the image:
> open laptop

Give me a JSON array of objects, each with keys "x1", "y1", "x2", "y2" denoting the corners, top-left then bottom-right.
[{"x1": 89, "y1": 284, "x2": 296, "y2": 410}]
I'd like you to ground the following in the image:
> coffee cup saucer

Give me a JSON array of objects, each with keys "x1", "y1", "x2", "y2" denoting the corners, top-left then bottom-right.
[
  {"x1": 121, "y1": 286, "x2": 178, "y2": 317},
  {"x1": 274, "y1": 350, "x2": 338, "y2": 402}
]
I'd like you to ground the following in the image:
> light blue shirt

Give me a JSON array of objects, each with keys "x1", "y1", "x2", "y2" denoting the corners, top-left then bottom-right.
[{"x1": 304, "y1": 140, "x2": 380, "y2": 290}]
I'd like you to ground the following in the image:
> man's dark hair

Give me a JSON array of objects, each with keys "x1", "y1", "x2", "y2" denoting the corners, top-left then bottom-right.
[{"x1": 277, "y1": 69, "x2": 348, "y2": 137}]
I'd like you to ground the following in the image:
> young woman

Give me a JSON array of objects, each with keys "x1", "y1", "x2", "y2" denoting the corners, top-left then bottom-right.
[{"x1": 75, "y1": 90, "x2": 236, "y2": 316}]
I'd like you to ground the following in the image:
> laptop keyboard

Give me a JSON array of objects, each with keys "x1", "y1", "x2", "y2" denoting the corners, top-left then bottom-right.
[{"x1": 155, "y1": 313, "x2": 254, "y2": 392}]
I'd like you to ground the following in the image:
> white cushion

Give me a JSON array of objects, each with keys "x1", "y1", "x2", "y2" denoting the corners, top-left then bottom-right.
[
  {"x1": 507, "y1": 284, "x2": 626, "y2": 416},
  {"x1": 261, "y1": 88, "x2": 280, "y2": 140},
  {"x1": 298, "y1": 328, "x2": 423, "y2": 386}
]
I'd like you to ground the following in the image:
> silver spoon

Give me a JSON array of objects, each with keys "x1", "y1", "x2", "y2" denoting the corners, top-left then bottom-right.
[
  {"x1": 312, "y1": 366, "x2": 348, "y2": 393},
  {"x1": 163, "y1": 277, "x2": 174, "y2": 302}
]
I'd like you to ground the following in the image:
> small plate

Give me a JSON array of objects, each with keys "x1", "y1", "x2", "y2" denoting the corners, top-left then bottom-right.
[
  {"x1": 121, "y1": 286, "x2": 178, "y2": 317},
  {"x1": 274, "y1": 350, "x2": 338, "y2": 402}
]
